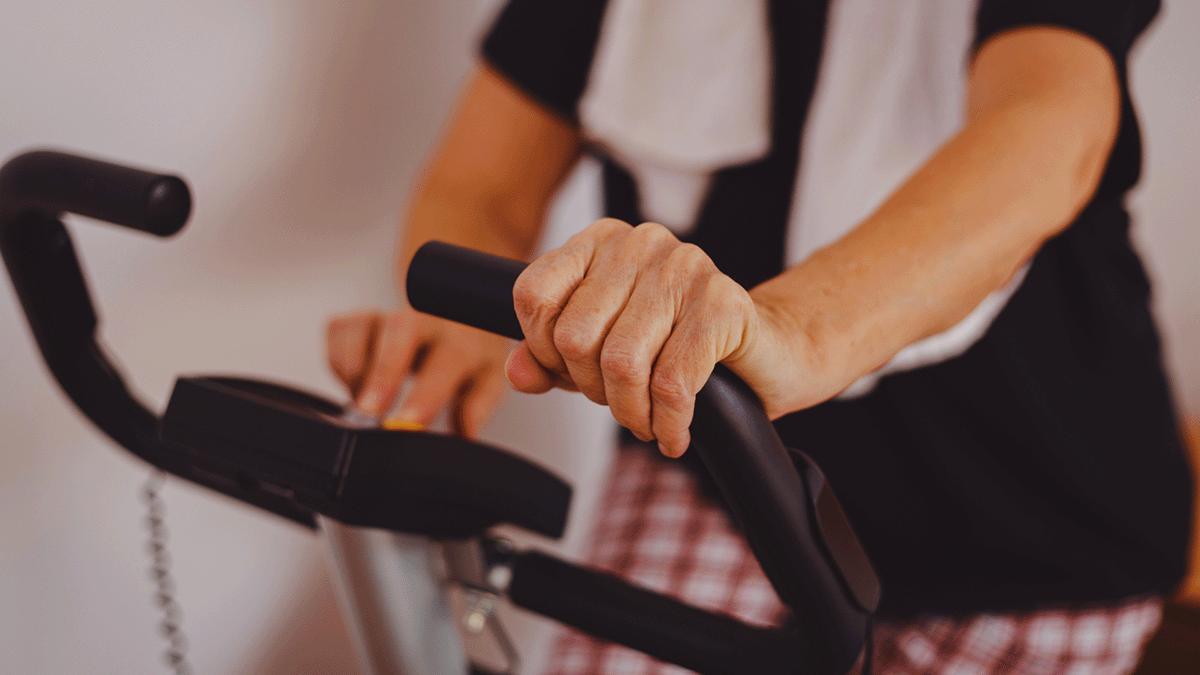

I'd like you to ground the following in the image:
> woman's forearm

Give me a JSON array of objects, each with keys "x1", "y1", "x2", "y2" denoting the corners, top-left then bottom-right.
[
  {"x1": 398, "y1": 183, "x2": 545, "y2": 286},
  {"x1": 396, "y1": 64, "x2": 582, "y2": 291},
  {"x1": 749, "y1": 28, "x2": 1121, "y2": 414}
]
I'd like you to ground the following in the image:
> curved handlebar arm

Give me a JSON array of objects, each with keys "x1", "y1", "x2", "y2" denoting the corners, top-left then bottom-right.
[
  {"x1": 0, "y1": 210, "x2": 160, "y2": 455},
  {"x1": 0, "y1": 150, "x2": 315, "y2": 527},
  {"x1": 507, "y1": 549, "x2": 811, "y2": 675},
  {"x1": 0, "y1": 150, "x2": 191, "y2": 458},
  {"x1": 408, "y1": 240, "x2": 881, "y2": 674}
]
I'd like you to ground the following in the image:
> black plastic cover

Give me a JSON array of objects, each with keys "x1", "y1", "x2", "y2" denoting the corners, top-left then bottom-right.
[{"x1": 160, "y1": 376, "x2": 572, "y2": 539}]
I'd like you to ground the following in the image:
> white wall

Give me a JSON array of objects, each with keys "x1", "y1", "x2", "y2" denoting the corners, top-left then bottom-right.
[
  {"x1": 1129, "y1": 0, "x2": 1200, "y2": 415},
  {"x1": 0, "y1": 2, "x2": 610, "y2": 674},
  {"x1": 0, "y1": 2, "x2": 1197, "y2": 675}
]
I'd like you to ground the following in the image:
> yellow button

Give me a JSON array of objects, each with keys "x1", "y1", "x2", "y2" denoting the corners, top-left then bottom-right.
[{"x1": 382, "y1": 418, "x2": 426, "y2": 432}]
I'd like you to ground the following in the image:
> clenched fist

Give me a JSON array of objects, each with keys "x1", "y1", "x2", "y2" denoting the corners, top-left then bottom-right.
[{"x1": 504, "y1": 219, "x2": 817, "y2": 457}]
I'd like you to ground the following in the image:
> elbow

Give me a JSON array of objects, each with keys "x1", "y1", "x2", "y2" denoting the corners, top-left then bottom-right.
[
  {"x1": 1069, "y1": 116, "x2": 1118, "y2": 209},
  {"x1": 1061, "y1": 68, "x2": 1121, "y2": 216},
  {"x1": 1001, "y1": 93, "x2": 1120, "y2": 247},
  {"x1": 968, "y1": 26, "x2": 1123, "y2": 242}
]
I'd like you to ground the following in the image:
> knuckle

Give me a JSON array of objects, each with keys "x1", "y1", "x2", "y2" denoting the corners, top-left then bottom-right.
[
  {"x1": 600, "y1": 341, "x2": 647, "y2": 386},
  {"x1": 377, "y1": 312, "x2": 411, "y2": 343},
  {"x1": 659, "y1": 243, "x2": 713, "y2": 284},
  {"x1": 705, "y1": 273, "x2": 752, "y2": 311},
  {"x1": 512, "y1": 275, "x2": 558, "y2": 325},
  {"x1": 325, "y1": 317, "x2": 347, "y2": 339},
  {"x1": 671, "y1": 242, "x2": 711, "y2": 270},
  {"x1": 633, "y1": 221, "x2": 676, "y2": 246},
  {"x1": 511, "y1": 277, "x2": 537, "y2": 316},
  {"x1": 591, "y1": 217, "x2": 633, "y2": 238},
  {"x1": 327, "y1": 312, "x2": 364, "y2": 339},
  {"x1": 553, "y1": 319, "x2": 596, "y2": 362},
  {"x1": 649, "y1": 368, "x2": 691, "y2": 409},
  {"x1": 431, "y1": 345, "x2": 468, "y2": 373}
]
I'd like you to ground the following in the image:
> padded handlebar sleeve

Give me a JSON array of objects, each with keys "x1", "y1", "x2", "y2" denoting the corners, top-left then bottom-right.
[
  {"x1": 508, "y1": 550, "x2": 808, "y2": 675},
  {"x1": 407, "y1": 241, "x2": 877, "y2": 674},
  {"x1": 0, "y1": 150, "x2": 190, "y2": 236},
  {"x1": 406, "y1": 240, "x2": 526, "y2": 339}
]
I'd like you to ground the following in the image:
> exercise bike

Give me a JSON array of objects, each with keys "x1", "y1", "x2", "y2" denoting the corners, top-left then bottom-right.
[{"x1": 1, "y1": 149, "x2": 880, "y2": 675}]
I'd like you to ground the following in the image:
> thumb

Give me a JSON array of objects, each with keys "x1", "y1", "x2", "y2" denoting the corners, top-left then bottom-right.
[{"x1": 505, "y1": 341, "x2": 557, "y2": 393}]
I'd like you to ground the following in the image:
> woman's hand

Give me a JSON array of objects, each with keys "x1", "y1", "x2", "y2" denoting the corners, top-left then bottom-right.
[
  {"x1": 326, "y1": 307, "x2": 511, "y2": 438},
  {"x1": 506, "y1": 218, "x2": 820, "y2": 457}
]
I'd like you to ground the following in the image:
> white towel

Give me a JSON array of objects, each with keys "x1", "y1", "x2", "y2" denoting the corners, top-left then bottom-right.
[
  {"x1": 579, "y1": 0, "x2": 1029, "y2": 397},
  {"x1": 787, "y1": 0, "x2": 1028, "y2": 397},
  {"x1": 578, "y1": 0, "x2": 772, "y2": 232}
]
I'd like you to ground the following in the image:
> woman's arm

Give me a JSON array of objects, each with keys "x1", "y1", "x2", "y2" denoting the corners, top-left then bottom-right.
[
  {"x1": 398, "y1": 64, "x2": 582, "y2": 272},
  {"x1": 327, "y1": 64, "x2": 580, "y2": 436},
  {"x1": 506, "y1": 27, "x2": 1123, "y2": 455},
  {"x1": 746, "y1": 26, "x2": 1121, "y2": 416}
]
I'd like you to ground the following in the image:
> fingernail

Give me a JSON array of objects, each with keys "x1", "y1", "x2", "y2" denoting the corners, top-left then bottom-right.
[
  {"x1": 504, "y1": 349, "x2": 519, "y2": 384},
  {"x1": 505, "y1": 348, "x2": 530, "y2": 388}
]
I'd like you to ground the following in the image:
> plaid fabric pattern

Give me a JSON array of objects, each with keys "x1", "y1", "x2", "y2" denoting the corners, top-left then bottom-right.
[
  {"x1": 543, "y1": 446, "x2": 787, "y2": 675},
  {"x1": 869, "y1": 596, "x2": 1163, "y2": 675},
  {"x1": 542, "y1": 445, "x2": 1163, "y2": 675}
]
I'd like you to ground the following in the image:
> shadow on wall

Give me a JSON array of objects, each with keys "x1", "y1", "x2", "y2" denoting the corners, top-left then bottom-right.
[{"x1": 192, "y1": 0, "x2": 500, "y2": 281}]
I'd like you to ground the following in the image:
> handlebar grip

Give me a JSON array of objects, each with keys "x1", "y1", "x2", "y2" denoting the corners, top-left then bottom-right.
[
  {"x1": 406, "y1": 241, "x2": 877, "y2": 673},
  {"x1": 0, "y1": 150, "x2": 190, "y2": 236},
  {"x1": 406, "y1": 240, "x2": 525, "y2": 339},
  {"x1": 507, "y1": 550, "x2": 807, "y2": 675}
]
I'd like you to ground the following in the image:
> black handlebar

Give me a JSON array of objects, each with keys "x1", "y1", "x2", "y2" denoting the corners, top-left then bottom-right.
[
  {"x1": 408, "y1": 240, "x2": 880, "y2": 673},
  {"x1": 0, "y1": 150, "x2": 190, "y2": 237},
  {"x1": 508, "y1": 550, "x2": 810, "y2": 675},
  {"x1": 407, "y1": 241, "x2": 526, "y2": 340},
  {"x1": 0, "y1": 150, "x2": 318, "y2": 526},
  {"x1": 0, "y1": 151, "x2": 191, "y2": 463}
]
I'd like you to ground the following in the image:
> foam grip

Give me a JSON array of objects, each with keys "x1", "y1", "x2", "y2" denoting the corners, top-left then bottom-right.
[
  {"x1": 507, "y1": 550, "x2": 807, "y2": 675},
  {"x1": 0, "y1": 150, "x2": 190, "y2": 236},
  {"x1": 406, "y1": 240, "x2": 525, "y2": 340}
]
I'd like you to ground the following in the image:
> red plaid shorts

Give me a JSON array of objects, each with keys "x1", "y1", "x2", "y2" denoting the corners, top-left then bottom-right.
[{"x1": 541, "y1": 446, "x2": 1164, "y2": 675}]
